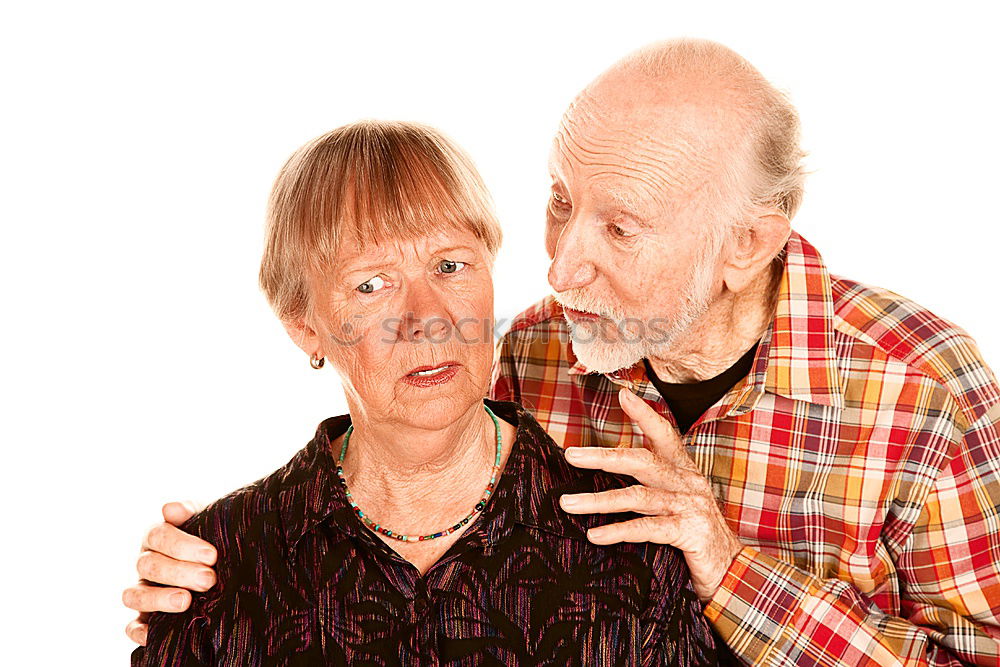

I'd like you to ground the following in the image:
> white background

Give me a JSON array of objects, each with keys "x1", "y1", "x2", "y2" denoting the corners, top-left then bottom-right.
[{"x1": 2, "y1": 1, "x2": 998, "y2": 661}]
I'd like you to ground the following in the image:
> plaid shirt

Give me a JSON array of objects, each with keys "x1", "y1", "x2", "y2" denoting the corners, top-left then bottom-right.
[{"x1": 490, "y1": 232, "x2": 1000, "y2": 666}]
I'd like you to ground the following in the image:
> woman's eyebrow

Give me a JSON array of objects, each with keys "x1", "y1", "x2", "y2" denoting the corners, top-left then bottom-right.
[
  {"x1": 335, "y1": 257, "x2": 394, "y2": 281},
  {"x1": 433, "y1": 245, "x2": 477, "y2": 256},
  {"x1": 335, "y1": 245, "x2": 477, "y2": 280}
]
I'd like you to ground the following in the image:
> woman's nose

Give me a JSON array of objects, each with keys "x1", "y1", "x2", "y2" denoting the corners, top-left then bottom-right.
[{"x1": 400, "y1": 280, "x2": 452, "y2": 342}]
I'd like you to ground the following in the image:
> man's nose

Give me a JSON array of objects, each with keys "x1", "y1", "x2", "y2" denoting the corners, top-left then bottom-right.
[
  {"x1": 547, "y1": 221, "x2": 597, "y2": 293},
  {"x1": 401, "y1": 279, "x2": 451, "y2": 342}
]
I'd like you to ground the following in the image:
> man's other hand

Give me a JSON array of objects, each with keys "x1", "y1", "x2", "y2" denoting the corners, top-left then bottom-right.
[{"x1": 122, "y1": 501, "x2": 217, "y2": 646}]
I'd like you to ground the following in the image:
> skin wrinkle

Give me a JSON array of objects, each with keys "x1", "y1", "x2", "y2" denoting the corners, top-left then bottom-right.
[
  {"x1": 555, "y1": 118, "x2": 718, "y2": 218},
  {"x1": 562, "y1": 87, "x2": 722, "y2": 167},
  {"x1": 568, "y1": 74, "x2": 760, "y2": 214},
  {"x1": 557, "y1": 119, "x2": 704, "y2": 192},
  {"x1": 550, "y1": 128, "x2": 707, "y2": 271},
  {"x1": 549, "y1": 150, "x2": 672, "y2": 224}
]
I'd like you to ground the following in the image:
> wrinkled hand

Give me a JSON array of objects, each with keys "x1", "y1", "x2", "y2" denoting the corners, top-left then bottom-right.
[
  {"x1": 559, "y1": 389, "x2": 743, "y2": 602},
  {"x1": 122, "y1": 501, "x2": 217, "y2": 646}
]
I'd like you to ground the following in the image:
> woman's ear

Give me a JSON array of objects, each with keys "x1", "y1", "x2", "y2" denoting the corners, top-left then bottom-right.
[
  {"x1": 721, "y1": 210, "x2": 791, "y2": 293},
  {"x1": 282, "y1": 317, "x2": 323, "y2": 359}
]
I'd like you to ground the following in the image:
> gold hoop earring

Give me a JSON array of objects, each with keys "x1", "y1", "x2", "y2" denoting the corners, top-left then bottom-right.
[{"x1": 310, "y1": 354, "x2": 325, "y2": 369}]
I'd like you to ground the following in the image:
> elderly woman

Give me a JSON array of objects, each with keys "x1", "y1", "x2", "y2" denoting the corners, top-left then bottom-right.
[{"x1": 131, "y1": 121, "x2": 718, "y2": 665}]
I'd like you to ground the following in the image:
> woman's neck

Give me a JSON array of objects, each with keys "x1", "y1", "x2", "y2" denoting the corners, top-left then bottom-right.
[{"x1": 336, "y1": 401, "x2": 503, "y2": 537}]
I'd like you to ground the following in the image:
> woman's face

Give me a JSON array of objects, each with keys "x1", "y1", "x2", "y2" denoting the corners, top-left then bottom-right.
[{"x1": 301, "y1": 226, "x2": 496, "y2": 431}]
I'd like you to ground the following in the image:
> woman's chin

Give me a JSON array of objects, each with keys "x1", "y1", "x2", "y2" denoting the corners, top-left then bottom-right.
[{"x1": 390, "y1": 388, "x2": 486, "y2": 432}]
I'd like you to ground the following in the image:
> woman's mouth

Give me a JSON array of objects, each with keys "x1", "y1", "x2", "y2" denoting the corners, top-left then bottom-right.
[{"x1": 401, "y1": 362, "x2": 461, "y2": 387}]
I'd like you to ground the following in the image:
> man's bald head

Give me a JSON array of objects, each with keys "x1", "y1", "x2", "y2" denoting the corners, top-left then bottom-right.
[{"x1": 563, "y1": 38, "x2": 805, "y2": 228}]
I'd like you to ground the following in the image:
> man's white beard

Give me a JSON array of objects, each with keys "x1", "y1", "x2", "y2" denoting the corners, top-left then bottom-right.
[{"x1": 556, "y1": 253, "x2": 716, "y2": 374}]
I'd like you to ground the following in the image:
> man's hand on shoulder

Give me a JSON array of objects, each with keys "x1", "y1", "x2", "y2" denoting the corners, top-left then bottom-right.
[
  {"x1": 122, "y1": 501, "x2": 218, "y2": 646},
  {"x1": 559, "y1": 389, "x2": 744, "y2": 603}
]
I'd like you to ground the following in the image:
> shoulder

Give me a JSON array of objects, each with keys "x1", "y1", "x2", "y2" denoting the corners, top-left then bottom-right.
[
  {"x1": 830, "y1": 275, "x2": 999, "y2": 426},
  {"x1": 180, "y1": 420, "x2": 341, "y2": 571},
  {"x1": 184, "y1": 478, "x2": 277, "y2": 546},
  {"x1": 505, "y1": 402, "x2": 710, "y2": 642},
  {"x1": 500, "y1": 401, "x2": 669, "y2": 542}
]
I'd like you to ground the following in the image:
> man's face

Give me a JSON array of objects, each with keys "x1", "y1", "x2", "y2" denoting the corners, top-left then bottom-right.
[{"x1": 545, "y1": 92, "x2": 728, "y2": 373}]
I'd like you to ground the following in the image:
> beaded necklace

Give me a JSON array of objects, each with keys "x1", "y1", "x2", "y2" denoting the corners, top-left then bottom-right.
[{"x1": 335, "y1": 404, "x2": 502, "y2": 542}]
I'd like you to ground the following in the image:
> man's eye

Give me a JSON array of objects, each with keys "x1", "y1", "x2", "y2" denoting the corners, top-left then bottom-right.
[
  {"x1": 551, "y1": 192, "x2": 570, "y2": 207},
  {"x1": 608, "y1": 223, "x2": 634, "y2": 239},
  {"x1": 357, "y1": 276, "x2": 387, "y2": 294},
  {"x1": 437, "y1": 260, "x2": 466, "y2": 274}
]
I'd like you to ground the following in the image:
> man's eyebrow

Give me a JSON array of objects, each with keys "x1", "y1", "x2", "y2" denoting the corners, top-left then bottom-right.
[{"x1": 602, "y1": 187, "x2": 652, "y2": 223}]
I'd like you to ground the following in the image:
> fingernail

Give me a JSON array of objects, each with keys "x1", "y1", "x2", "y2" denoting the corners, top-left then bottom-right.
[
  {"x1": 170, "y1": 591, "x2": 188, "y2": 610},
  {"x1": 198, "y1": 571, "x2": 215, "y2": 590},
  {"x1": 199, "y1": 547, "x2": 216, "y2": 564},
  {"x1": 587, "y1": 527, "x2": 607, "y2": 541},
  {"x1": 620, "y1": 389, "x2": 638, "y2": 403},
  {"x1": 564, "y1": 447, "x2": 583, "y2": 460},
  {"x1": 560, "y1": 495, "x2": 580, "y2": 509}
]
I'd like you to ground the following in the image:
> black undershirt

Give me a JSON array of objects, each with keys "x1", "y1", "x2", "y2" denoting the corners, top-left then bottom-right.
[{"x1": 643, "y1": 342, "x2": 759, "y2": 434}]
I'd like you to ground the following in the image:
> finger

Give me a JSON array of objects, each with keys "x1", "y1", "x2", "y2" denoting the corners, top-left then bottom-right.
[
  {"x1": 122, "y1": 583, "x2": 192, "y2": 613},
  {"x1": 560, "y1": 485, "x2": 694, "y2": 515},
  {"x1": 161, "y1": 500, "x2": 203, "y2": 526},
  {"x1": 125, "y1": 617, "x2": 149, "y2": 646},
  {"x1": 137, "y1": 550, "x2": 217, "y2": 591},
  {"x1": 585, "y1": 514, "x2": 682, "y2": 545},
  {"x1": 563, "y1": 446, "x2": 667, "y2": 487},
  {"x1": 142, "y1": 522, "x2": 217, "y2": 566},
  {"x1": 618, "y1": 389, "x2": 688, "y2": 462}
]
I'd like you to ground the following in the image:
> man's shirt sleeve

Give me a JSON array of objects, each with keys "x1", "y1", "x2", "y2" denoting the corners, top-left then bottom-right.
[{"x1": 705, "y1": 403, "x2": 1000, "y2": 666}]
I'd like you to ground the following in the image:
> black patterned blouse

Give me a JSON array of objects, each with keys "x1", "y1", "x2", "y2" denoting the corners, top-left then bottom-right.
[{"x1": 132, "y1": 400, "x2": 718, "y2": 666}]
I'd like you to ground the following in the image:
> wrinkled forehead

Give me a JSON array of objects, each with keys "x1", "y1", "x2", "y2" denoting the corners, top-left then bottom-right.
[{"x1": 550, "y1": 86, "x2": 737, "y2": 198}]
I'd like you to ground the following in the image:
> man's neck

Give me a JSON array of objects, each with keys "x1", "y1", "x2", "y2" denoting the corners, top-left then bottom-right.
[{"x1": 647, "y1": 261, "x2": 781, "y2": 383}]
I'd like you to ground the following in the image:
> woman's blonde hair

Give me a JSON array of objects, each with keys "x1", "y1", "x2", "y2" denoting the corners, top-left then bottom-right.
[{"x1": 259, "y1": 120, "x2": 503, "y2": 322}]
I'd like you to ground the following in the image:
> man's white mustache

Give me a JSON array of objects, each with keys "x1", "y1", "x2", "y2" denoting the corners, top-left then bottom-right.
[{"x1": 552, "y1": 289, "x2": 628, "y2": 322}]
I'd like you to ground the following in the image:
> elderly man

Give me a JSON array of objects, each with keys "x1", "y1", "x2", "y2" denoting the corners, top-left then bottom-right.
[{"x1": 124, "y1": 40, "x2": 1000, "y2": 665}]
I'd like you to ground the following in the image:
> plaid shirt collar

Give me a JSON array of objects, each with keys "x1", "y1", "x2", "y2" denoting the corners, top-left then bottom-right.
[{"x1": 565, "y1": 231, "x2": 846, "y2": 420}]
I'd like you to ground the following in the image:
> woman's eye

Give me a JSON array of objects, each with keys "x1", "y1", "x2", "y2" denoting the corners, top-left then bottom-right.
[
  {"x1": 437, "y1": 260, "x2": 466, "y2": 274},
  {"x1": 356, "y1": 275, "x2": 387, "y2": 294}
]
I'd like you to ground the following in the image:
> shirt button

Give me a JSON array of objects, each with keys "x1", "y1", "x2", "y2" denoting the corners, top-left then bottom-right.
[{"x1": 414, "y1": 596, "x2": 430, "y2": 615}]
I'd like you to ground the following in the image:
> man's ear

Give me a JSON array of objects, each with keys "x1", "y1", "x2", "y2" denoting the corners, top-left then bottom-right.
[
  {"x1": 281, "y1": 317, "x2": 323, "y2": 359},
  {"x1": 721, "y1": 210, "x2": 791, "y2": 293}
]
